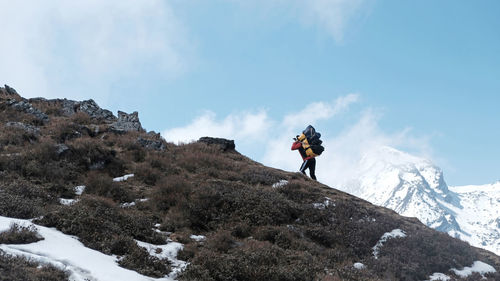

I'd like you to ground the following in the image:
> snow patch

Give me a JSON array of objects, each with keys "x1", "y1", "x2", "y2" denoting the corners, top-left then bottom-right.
[
  {"x1": 135, "y1": 240, "x2": 187, "y2": 279},
  {"x1": 272, "y1": 180, "x2": 288, "y2": 188},
  {"x1": 190, "y1": 235, "x2": 206, "y2": 242},
  {"x1": 372, "y1": 229, "x2": 407, "y2": 259},
  {"x1": 451, "y1": 261, "x2": 496, "y2": 278},
  {"x1": 59, "y1": 198, "x2": 78, "y2": 206},
  {"x1": 0, "y1": 215, "x2": 174, "y2": 281},
  {"x1": 74, "y1": 185, "x2": 86, "y2": 195},
  {"x1": 113, "y1": 174, "x2": 135, "y2": 182},
  {"x1": 312, "y1": 197, "x2": 335, "y2": 209},
  {"x1": 120, "y1": 202, "x2": 136, "y2": 208},
  {"x1": 353, "y1": 262, "x2": 365, "y2": 270},
  {"x1": 427, "y1": 272, "x2": 450, "y2": 281}
]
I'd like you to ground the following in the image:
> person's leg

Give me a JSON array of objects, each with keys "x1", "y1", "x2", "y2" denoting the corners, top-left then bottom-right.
[
  {"x1": 309, "y1": 158, "x2": 317, "y2": 180},
  {"x1": 299, "y1": 160, "x2": 308, "y2": 174}
]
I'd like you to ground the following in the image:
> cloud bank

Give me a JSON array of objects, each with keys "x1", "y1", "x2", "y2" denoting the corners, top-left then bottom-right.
[
  {"x1": 0, "y1": 0, "x2": 190, "y2": 100},
  {"x1": 162, "y1": 94, "x2": 434, "y2": 189}
]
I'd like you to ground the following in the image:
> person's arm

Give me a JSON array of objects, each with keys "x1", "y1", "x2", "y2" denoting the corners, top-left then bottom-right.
[{"x1": 291, "y1": 141, "x2": 302, "y2": 150}]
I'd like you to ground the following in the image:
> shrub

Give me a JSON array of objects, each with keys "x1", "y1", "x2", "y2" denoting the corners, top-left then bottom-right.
[
  {"x1": 0, "y1": 250, "x2": 69, "y2": 281},
  {"x1": 118, "y1": 243, "x2": 171, "y2": 278},
  {"x1": 84, "y1": 172, "x2": 133, "y2": 203},
  {"x1": 0, "y1": 126, "x2": 37, "y2": 146},
  {"x1": 67, "y1": 138, "x2": 125, "y2": 176},
  {"x1": 135, "y1": 163, "x2": 161, "y2": 186},
  {"x1": 180, "y1": 240, "x2": 321, "y2": 281},
  {"x1": 0, "y1": 223, "x2": 43, "y2": 244},
  {"x1": 151, "y1": 176, "x2": 192, "y2": 212},
  {"x1": 0, "y1": 181, "x2": 48, "y2": 219},
  {"x1": 36, "y1": 196, "x2": 164, "y2": 254}
]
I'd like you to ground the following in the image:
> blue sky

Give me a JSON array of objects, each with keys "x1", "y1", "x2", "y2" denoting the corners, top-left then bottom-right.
[{"x1": 1, "y1": 0, "x2": 499, "y2": 186}]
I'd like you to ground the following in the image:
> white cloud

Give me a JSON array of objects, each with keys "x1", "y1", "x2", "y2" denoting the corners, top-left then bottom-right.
[
  {"x1": 283, "y1": 93, "x2": 359, "y2": 128},
  {"x1": 304, "y1": 0, "x2": 369, "y2": 42},
  {"x1": 162, "y1": 110, "x2": 272, "y2": 144},
  {"x1": 0, "y1": 0, "x2": 190, "y2": 100},
  {"x1": 162, "y1": 94, "x2": 435, "y2": 190},
  {"x1": 233, "y1": 0, "x2": 370, "y2": 42}
]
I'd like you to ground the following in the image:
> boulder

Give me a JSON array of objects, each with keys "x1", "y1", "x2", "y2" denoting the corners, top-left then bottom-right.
[
  {"x1": 4, "y1": 84, "x2": 18, "y2": 95},
  {"x1": 6, "y1": 99, "x2": 49, "y2": 124},
  {"x1": 5, "y1": 122, "x2": 41, "y2": 136},
  {"x1": 198, "y1": 137, "x2": 235, "y2": 151},
  {"x1": 137, "y1": 134, "x2": 166, "y2": 151},
  {"x1": 78, "y1": 99, "x2": 115, "y2": 121},
  {"x1": 57, "y1": 99, "x2": 116, "y2": 121},
  {"x1": 54, "y1": 144, "x2": 70, "y2": 157},
  {"x1": 110, "y1": 111, "x2": 143, "y2": 133}
]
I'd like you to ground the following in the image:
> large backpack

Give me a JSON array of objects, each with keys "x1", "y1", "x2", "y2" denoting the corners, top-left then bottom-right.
[{"x1": 297, "y1": 125, "x2": 324, "y2": 157}]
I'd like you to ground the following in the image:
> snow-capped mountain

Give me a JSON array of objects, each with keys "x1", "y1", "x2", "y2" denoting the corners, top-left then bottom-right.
[
  {"x1": 449, "y1": 182, "x2": 500, "y2": 255},
  {"x1": 340, "y1": 146, "x2": 500, "y2": 255}
]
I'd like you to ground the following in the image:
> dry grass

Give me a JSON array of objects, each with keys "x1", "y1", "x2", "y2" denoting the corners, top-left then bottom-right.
[{"x1": 1, "y1": 95, "x2": 499, "y2": 281}]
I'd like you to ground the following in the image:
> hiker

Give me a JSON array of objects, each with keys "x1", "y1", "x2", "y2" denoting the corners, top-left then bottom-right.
[
  {"x1": 291, "y1": 125, "x2": 324, "y2": 180},
  {"x1": 291, "y1": 137, "x2": 317, "y2": 180}
]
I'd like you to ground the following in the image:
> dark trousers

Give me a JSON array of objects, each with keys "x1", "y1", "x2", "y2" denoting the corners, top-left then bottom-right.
[{"x1": 300, "y1": 158, "x2": 316, "y2": 180}]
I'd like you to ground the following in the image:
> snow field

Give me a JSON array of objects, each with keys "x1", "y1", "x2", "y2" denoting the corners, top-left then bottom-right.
[
  {"x1": 427, "y1": 260, "x2": 497, "y2": 280},
  {"x1": 0, "y1": 216, "x2": 176, "y2": 281}
]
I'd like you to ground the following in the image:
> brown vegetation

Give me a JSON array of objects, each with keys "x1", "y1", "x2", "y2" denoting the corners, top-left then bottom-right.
[{"x1": 0, "y1": 92, "x2": 499, "y2": 280}]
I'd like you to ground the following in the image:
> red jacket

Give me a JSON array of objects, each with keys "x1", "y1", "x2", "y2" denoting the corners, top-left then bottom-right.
[{"x1": 291, "y1": 141, "x2": 313, "y2": 161}]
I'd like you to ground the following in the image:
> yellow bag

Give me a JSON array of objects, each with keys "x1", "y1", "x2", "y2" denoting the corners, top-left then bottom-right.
[{"x1": 300, "y1": 139, "x2": 317, "y2": 157}]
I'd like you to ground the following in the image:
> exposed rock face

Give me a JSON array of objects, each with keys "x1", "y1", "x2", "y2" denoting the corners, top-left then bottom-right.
[
  {"x1": 137, "y1": 133, "x2": 166, "y2": 151},
  {"x1": 110, "y1": 111, "x2": 143, "y2": 133},
  {"x1": 198, "y1": 137, "x2": 235, "y2": 151},
  {"x1": 61, "y1": 99, "x2": 116, "y2": 121},
  {"x1": 28, "y1": 98, "x2": 116, "y2": 121},
  {"x1": 6, "y1": 99, "x2": 49, "y2": 124},
  {"x1": 5, "y1": 122, "x2": 40, "y2": 136},
  {"x1": 4, "y1": 84, "x2": 18, "y2": 96},
  {"x1": 78, "y1": 100, "x2": 115, "y2": 121}
]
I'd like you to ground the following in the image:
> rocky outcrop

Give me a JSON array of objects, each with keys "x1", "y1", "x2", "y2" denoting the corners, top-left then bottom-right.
[
  {"x1": 28, "y1": 98, "x2": 116, "y2": 122},
  {"x1": 4, "y1": 84, "x2": 18, "y2": 96},
  {"x1": 5, "y1": 122, "x2": 40, "y2": 136},
  {"x1": 198, "y1": 137, "x2": 235, "y2": 151},
  {"x1": 77, "y1": 100, "x2": 115, "y2": 121},
  {"x1": 59, "y1": 99, "x2": 115, "y2": 121},
  {"x1": 6, "y1": 99, "x2": 49, "y2": 124},
  {"x1": 110, "y1": 111, "x2": 143, "y2": 133},
  {"x1": 137, "y1": 133, "x2": 166, "y2": 151}
]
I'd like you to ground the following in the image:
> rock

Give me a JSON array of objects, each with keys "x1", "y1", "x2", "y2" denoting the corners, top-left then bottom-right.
[
  {"x1": 198, "y1": 137, "x2": 235, "y2": 151},
  {"x1": 58, "y1": 99, "x2": 116, "y2": 121},
  {"x1": 78, "y1": 99, "x2": 116, "y2": 121},
  {"x1": 4, "y1": 84, "x2": 18, "y2": 95},
  {"x1": 5, "y1": 122, "x2": 40, "y2": 136},
  {"x1": 137, "y1": 135, "x2": 166, "y2": 151},
  {"x1": 6, "y1": 99, "x2": 49, "y2": 124},
  {"x1": 110, "y1": 111, "x2": 143, "y2": 133},
  {"x1": 54, "y1": 144, "x2": 70, "y2": 156}
]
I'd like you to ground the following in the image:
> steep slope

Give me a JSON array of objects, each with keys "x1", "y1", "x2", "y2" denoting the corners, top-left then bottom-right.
[
  {"x1": 0, "y1": 85, "x2": 499, "y2": 281},
  {"x1": 341, "y1": 146, "x2": 500, "y2": 256}
]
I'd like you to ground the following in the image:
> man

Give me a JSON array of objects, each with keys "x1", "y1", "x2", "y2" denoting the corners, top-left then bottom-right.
[{"x1": 291, "y1": 137, "x2": 317, "y2": 180}]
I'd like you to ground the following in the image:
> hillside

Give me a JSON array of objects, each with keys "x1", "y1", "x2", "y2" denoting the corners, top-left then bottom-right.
[{"x1": 0, "y1": 85, "x2": 499, "y2": 281}]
